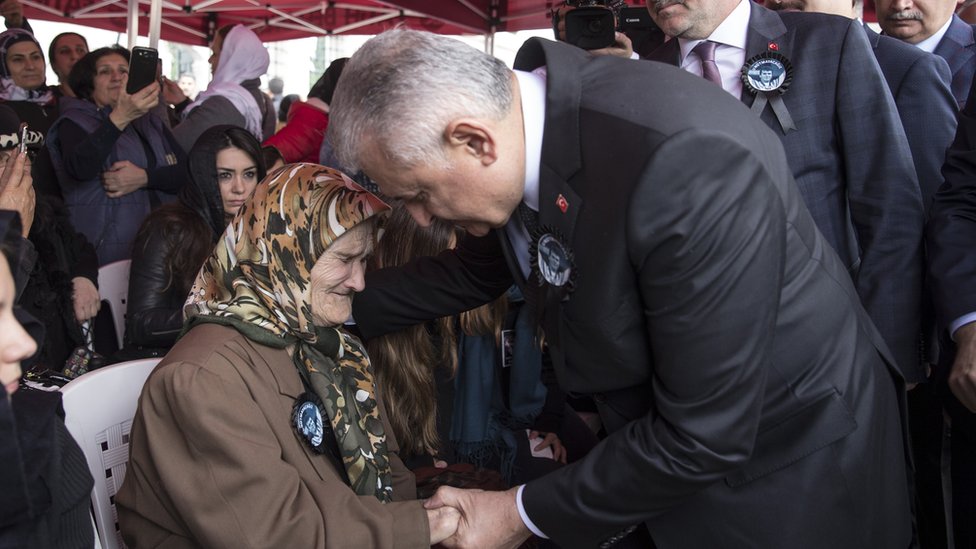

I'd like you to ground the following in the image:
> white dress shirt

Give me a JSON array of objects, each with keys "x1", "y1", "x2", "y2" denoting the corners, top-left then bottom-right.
[
  {"x1": 678, "y1": 0, "x2": 751, "y2": 98},
  {"x1": 913, "y1": 16, "x2": 953, "y2": 53}
]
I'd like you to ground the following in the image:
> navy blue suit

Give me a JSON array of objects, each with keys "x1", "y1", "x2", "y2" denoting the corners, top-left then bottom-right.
[
  {"x1": 648, "y1": 6, "x2": 925, "y2": 382},
  {"x1": 933, "y1": 14, "x2": 976, "y2": 108}
]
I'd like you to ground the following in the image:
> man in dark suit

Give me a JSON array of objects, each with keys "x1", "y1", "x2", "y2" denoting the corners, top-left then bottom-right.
[
  {"x1": 644, "y1": 0, "x2": 925, "y2": 391},
  {"x1": 876, "y1": 0, "x2": 976, "y2": 106},
  {"x1": 926, "y1": 72, "x2": 976, "y2": 549},
  {"x1": 330, "y1": 28, "x2": 913, "y2": 548}
]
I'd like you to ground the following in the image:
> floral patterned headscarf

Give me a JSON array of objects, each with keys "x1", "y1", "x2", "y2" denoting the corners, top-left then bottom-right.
[{"x1": 185, "y1": 163, "x2": 393, "y2": 501}]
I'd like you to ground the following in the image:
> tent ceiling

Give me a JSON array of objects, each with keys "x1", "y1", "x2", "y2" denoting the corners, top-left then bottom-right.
[{"x1": 21, "y1": 0, "x2": 562, "y2": 45}]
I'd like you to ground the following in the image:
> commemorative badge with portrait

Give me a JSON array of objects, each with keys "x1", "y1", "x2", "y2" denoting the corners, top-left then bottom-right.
[
  {"x1": 293, "y1": 392, "x2": 327, "y2": 454},
  {"x1": 528, "y1": 227, "x2": 576, "y2": 300},
  {"x1": 741, "y1": 51, "x2": 796, "y2": 133}
]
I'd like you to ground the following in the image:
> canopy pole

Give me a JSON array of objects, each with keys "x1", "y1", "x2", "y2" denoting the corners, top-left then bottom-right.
[
  {"x1": 149, "y1": 0, "x2": 163, "y2": 48},
  {"x1": 126, "y1": 0, "x2": 138, "y2": 49}
]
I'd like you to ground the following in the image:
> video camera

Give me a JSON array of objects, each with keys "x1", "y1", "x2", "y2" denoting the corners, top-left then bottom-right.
[{"x1": 554, "y1": 1, "x2": 660, "y2": 52}]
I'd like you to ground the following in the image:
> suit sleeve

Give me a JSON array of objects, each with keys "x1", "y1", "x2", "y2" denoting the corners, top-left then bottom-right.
[
  {"x1": 521, "y1": 130, "x2": 784, "y2": 546},
  {"x1": 120, "y1": 359, "x2": 429, "y2": 548},
  {"x1": 894, "y1": 52, "x2": 956, "y2": 211},
  {"x1": 353, "y1": 232, "x2": 514, "y2": 340},
  {"x1": 837, "y1": 21, "x2": 924, "y2": 378},
  {"x1": 928, "y1": 71, "x2": 976, "y2": 331}
]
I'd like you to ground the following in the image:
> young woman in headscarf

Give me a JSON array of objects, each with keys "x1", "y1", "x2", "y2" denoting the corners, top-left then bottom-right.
[
  {"x1": 163, "y1": 24, "x2": 275, "y2": 154},
  {"x1": 116, "y1": 163, "x2": 458, "y2": 547},
  {"x1": 121, "y1": 125, "x2": 266, "y2": 359}
]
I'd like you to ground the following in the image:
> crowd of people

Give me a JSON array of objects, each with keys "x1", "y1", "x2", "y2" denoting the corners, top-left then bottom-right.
[{"x1": 3, "y1": 0, "x2": 976, "y2": 547}]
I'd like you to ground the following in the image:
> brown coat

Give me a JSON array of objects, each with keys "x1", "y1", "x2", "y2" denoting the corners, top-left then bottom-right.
[{"x1": 116, "y1": 323, "x2": 428, "y2": 548}]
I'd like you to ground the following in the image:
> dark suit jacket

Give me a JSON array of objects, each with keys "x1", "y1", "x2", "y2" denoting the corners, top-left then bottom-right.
[
  {"x1": 648, "y1": 7, "x2": 925, "y2": 380},
  {"x1": 933, "y1": 14, "x2": 976, "y2": 108},
  {"x1": 865, "y1": 24, "x2": 956, "y2": 211},
  {"x1": 355, "y1": 38, "x2": 912, "y2": 549}
]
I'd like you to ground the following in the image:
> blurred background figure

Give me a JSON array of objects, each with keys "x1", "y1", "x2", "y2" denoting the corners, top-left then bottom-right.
[
  {"x1": 176, "y1": 72, "x2": 196, "y2": 101},
  {"x1": 47, "y1": 32, "x2": 87, "y2": 99},
  {"x1": 265, "y1": 57, "x2": 346, "y2": 164}
]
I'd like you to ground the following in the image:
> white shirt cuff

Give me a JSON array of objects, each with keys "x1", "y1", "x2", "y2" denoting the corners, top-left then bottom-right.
[
  {"x1": 630, "y1": 51, "x2": 640, "y2": 60},
  {"x1": 950, "y1": 313, "x2": 976, "y2": 341},
  {"x1": 516, "y1": 485, "x2": 549, "y2": 539}
]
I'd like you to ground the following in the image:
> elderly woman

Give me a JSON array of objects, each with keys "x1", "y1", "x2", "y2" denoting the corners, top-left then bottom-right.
[
  {"x1": 164, "y1": 24, "x2": 275, "y2": 153},
  {"x1": 47, "y1": 46, "x2": 186, "y2": 265},
  {"x1": 122, "y1": 125, "x2": 266, "y2": 358},
  {"x1": 116, "y1": 164, "x2": 457, "y2": 547}
]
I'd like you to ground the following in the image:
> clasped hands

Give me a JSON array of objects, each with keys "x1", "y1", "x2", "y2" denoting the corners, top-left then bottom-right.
[{"x1": 424, "y1": 486, "x2": 531, "y2": 548}]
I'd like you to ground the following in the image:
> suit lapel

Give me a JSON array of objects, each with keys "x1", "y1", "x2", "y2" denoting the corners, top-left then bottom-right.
[
  {"x1": 741, "y1": 4, "x2": 790, "y2": 107},
  {"x1": 934, "y1": 14, "x2": 975, "y2": 76}
]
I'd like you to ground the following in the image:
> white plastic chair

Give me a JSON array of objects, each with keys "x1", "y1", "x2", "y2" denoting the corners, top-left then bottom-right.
[
  {"x1": 61, "y1": 358, "x2": 162, "y2": 549},
  {"x1": 97, "y1": 260, "x2": 132, "y2": 349}
]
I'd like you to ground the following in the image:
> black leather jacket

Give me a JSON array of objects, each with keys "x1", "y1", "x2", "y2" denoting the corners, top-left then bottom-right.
[{"x1": 124, "y1": 218, "x2": 189, "y2": 349}]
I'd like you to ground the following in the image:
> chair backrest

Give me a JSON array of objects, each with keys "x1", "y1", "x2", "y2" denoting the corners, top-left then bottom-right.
[
  {"x1": 61, "y1": 358, "x2": 162, "y2": 549},
  {"x1": 98, "y1": 260, "x2": 132, "y2": 349}
]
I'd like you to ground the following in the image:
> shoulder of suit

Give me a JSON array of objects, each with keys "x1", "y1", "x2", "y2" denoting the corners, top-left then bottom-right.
[{"x1": 775, "y1": 10, "x2": 861, "y2": 33}]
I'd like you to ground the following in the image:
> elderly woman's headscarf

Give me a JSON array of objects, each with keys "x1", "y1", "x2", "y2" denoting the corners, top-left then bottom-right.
[
  {"x1": 184, "y1": 163, "x2": 393, "y2": 501},
  {"x1": 0, "y1": 29, "x2": 53, "y2": 105},
  {"x1": 183, "y1": 25, "x2": 269, "y2": 140}
]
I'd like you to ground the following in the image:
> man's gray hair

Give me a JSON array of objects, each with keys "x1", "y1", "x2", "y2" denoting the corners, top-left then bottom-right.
[{"x1": 328, "y1": 28, "x2": 513, "y2": 173}]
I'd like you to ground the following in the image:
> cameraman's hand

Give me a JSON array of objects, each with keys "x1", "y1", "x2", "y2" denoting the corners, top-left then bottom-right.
[{"x1": 591, "y1": 31, "x2": 635, "y2": 59}]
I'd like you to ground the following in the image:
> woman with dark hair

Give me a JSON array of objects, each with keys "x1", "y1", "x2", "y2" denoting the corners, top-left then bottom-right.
[
  {"x1": 264, "y1": 57, "x2": 348, "y2": 164},
  {"x1": 122, "y1": 125, "x2": 265, "y2": 357},
  {"x1": 47, "y1": 32, "x2": 88, "y2": 99},
  {"x1": 162, "y1": 24, "x2": 275, "y2": 153},
  {"x1": 47, "y1": 46, "x2": 186, "y2": 265}
]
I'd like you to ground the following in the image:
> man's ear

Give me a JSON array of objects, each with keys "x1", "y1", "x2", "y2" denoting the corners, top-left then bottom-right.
[{"x1": 445, "y1": 119, "x2": 497, "y2": 166}]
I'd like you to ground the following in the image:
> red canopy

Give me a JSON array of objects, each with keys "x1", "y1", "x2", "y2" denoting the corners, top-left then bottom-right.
[{"x1": 21, "y1": 0, "x2": 563, "y2": 46}]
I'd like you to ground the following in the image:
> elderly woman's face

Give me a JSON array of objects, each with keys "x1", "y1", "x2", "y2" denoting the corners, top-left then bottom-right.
[
  {"x1": 0, "y1": 257, "x2": 37, "y2": 395},
  {"x1": 91, "y1": 53, "x2": 128, "y2": 108},
  {"x1": 5, "y1": 41, "x2": 45, "y2": 90},
  {"x1": 309, "y1": 222, "x2": 373, "y2": 326}
]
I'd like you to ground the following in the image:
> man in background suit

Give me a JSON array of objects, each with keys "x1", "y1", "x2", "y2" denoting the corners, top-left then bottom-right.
[
  {"x1": 644, "y1": 0, "x2": 925, "y2": 389},
  {"x1": 332, "y1": 28, "x2": 913, "y2": 548},
  {"x1": 767, "y1": 2, "x2": 956, "y2": 544},
  {"x1": 925, "y1": 72, "x2": 976, "y2": 549},
  {"x1": 876, "y1": 0, "x2": 976, "y2": 106}
]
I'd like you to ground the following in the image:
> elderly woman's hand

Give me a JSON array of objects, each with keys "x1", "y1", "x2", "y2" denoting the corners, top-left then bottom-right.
[
  {"x1": 72, "y1": 276, "x2": 101, "y2": 322},
  {"x1": 101, "y1": 160, "x2": 148, "y2": 198},
  {"x1": 109, "y1": 77, "x2": 160, "y2": 131}
]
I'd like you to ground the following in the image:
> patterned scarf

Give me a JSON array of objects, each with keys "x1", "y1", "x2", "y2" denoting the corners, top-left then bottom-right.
[
  {"x1": 184, "y1": 163, "x2": 394, "y2": 501},
  {"x1": 0, "y1": 29, "x2": 54, "y2": 105}
]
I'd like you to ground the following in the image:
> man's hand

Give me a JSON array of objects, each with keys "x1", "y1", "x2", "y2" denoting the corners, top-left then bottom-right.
[
  {"x1": 0, "y1": 151, "x2": 35, "y2": 236},
  {"x1": 101, "y1": 160, "x2": 148, "y2": 198},
  {"x1": 109, "y1": 77, "x2": 160, "y2": 131},
  {"x1": 72, "y1": 277, "x2": 100, "y2": 322},
  {"x1": 0, "y1": 0, "x2": 24, "y2": 27},
  {"x1": 427, "y1": 505, "x2": 461, "y2": 545},
  {"x1": 528, "y1": 431, "x2": 567, "y2": 463},
  {"x1": 591, "y1": 32, "x2": 635, "y2": 59},
  {"x1": 424, "y1": 487, "x2": 531, "y2": 549},
  {"x1": 950, "y1": 322, "x2": 976, "y2": 412}
]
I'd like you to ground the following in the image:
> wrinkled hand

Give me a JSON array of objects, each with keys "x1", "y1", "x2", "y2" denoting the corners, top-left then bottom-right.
[
  {"x1": 109, "y1": 76, "x2": 159, "y2": 130},
  {"x1": 424, "y1": 487, "x2": 530, "y2": 549},
  {"x1": 950, "y1": 323, "x2": 976, "y2": 412},
  {"x1": 0, "y1": 151, "x2": 35, "y2": 236},
  {"x1": 101, "y1": 160, "x2": 147, "y2": 198},
  {"x1": 0, "y1": 0, "x2": 24, "y2": 26},
  {"x1": 160, "y1": 76, "x2": 187, "y2": 106},
  {"x1": 529, "y1": 431, "x2": 567, "y2": 464},
  {"x1": 427, "y1": 505, "x2": 461, "y2": 545},
  {"x1": 590, "y1": 32, "x2": 635, "y2": 59},
  {"x1": 72, "y1": 277, "x2": 100, "y2": 322}
]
